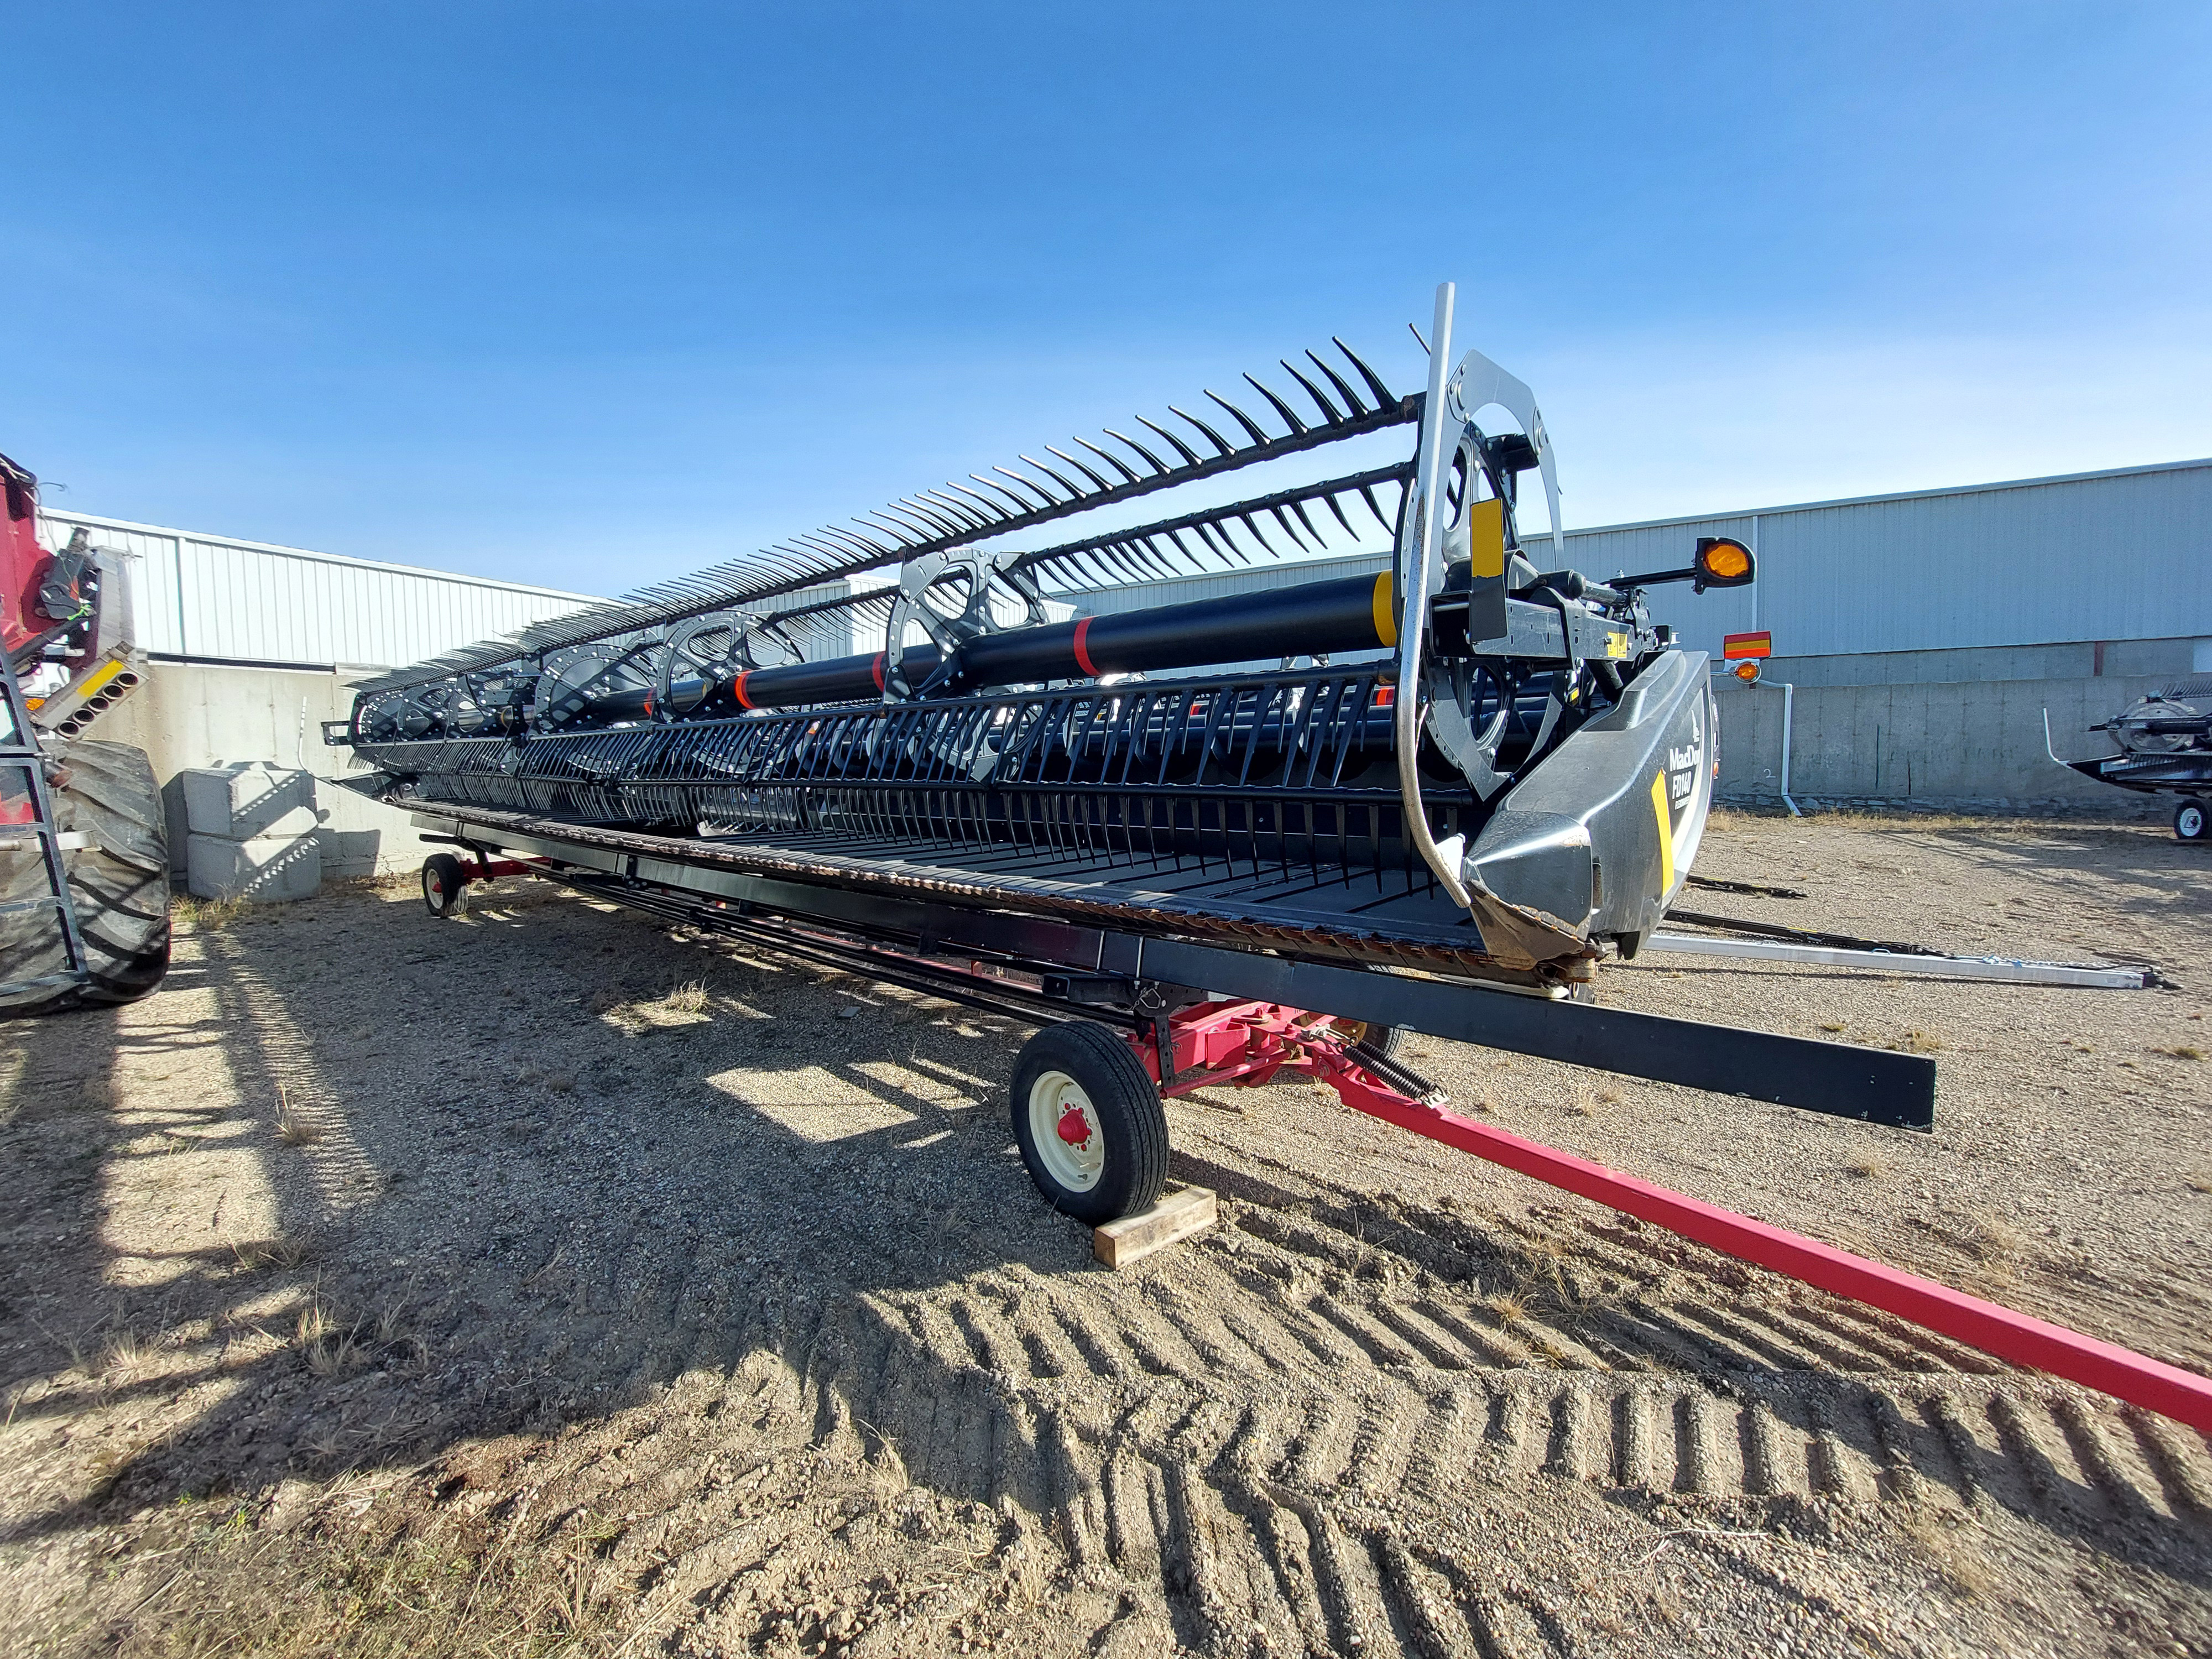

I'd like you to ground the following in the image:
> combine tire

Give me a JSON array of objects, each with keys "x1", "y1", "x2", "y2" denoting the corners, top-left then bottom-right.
[
  {"x1": 2177, "y1": 799, "x2": 2209, "y2": 842},
  {"x1": 1010, "y1": 1021, "x2": 1170, "y2": 1225},
  {"x1": 0, "y1": 738, "x2": 171, "y2": 1016},
  {"x1": 421, "y1": 853, "x2": 471, "y2": 917}
]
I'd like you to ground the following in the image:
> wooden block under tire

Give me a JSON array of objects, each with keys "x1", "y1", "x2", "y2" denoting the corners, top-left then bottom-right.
[{"x1": 1093, "y1": 1186, "x2": 1217, "y2": 1270}]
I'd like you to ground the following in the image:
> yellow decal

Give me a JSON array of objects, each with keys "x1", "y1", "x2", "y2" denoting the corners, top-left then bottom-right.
[
  {"x1": 1605, "y1": 630, "x2": 1629, "y2": 659},
  {"x1": 1371, "y1": 571, "x2": 1398, "y2": 647},
  {"x1": 73, "y1": 658, "x2": 128, "y2": 700},
  {"x1": 1469, "y1": 496, "x2": 1506, "y2": 580},
  {"x1": 1649, "y1": 769, "x2": 1674, "y2": 895}
]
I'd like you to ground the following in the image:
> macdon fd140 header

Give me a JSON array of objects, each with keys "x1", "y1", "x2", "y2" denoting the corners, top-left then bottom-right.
[{"x1": 333, "y1": 285, "x2": 1937, "y2": 1229}]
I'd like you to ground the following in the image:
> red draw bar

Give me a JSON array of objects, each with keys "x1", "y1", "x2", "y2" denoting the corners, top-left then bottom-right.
[{"x1": 1135, "y1": 1000, "x2": 2212, "y2": 1434}]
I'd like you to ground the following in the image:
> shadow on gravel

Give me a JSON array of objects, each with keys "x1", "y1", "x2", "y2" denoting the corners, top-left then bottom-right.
[{"x1": 3, "y1": 876, "x2": 2209, "y2": 1613}]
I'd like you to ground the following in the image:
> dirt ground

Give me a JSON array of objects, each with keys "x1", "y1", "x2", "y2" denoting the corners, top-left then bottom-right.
[{"x1": 2, "y1": 811, "x2": 2208, "y2": 1658}]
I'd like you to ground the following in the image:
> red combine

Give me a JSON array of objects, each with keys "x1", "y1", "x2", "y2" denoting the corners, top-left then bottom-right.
[{"x1": 0, "y1": 450, "x2": 170, "y2": 1011}]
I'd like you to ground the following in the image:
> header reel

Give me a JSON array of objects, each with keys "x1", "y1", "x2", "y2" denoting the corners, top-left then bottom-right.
[{"x1": 338, "y1": 289, "x2": 1756, "y2": 973}]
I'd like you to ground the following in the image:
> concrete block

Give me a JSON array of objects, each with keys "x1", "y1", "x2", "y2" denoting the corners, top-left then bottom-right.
[
  {"x1": 312, "y1": 827, "x2": 382, "y2": 880},
  {"x1": 181, "y1": 764, "x2": 319, "y2": 841},
  {"x1": 186, "y1": 832, "x2": 322, "y2": 902}
]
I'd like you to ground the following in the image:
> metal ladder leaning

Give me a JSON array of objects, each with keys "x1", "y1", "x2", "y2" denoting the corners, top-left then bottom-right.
[{"x1": 0, "y1": 653, "x2": 91, "y2": 1001}]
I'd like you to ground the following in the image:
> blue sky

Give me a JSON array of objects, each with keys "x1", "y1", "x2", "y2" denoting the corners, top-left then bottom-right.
[{"x1": 3, "y1": 2, "x2": 2206, "y2": 597}]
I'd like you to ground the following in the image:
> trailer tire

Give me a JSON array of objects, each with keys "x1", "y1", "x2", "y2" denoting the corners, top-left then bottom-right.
[
  {"x1": 1339, "y1": 1019, "x2": 1407, "y2": 1062},
  {"x1": 421, "y1": 853, "x2": 471, "y2": 917},
  {"x1": 1011, "y1": 1021, "x2": 1169, "y2": 1225},
  {"x1": 0, "y1": 738, "x2": 171, "y2": 1016},
  {"x1": 2177, "y1": 799, "x2": 2209, "y2": 842}
]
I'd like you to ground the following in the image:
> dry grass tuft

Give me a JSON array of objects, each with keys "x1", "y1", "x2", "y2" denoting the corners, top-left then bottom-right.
[
  {"x1": 587, "y1": 988, "x2": 624, "y2": 1015},
  {"x1": 662, "y1": 979, "x2": 709, "y2": 1015},
  {"x1": 232, "y1": 1233, "x2": 311, "y2": 1272},
  {"x1": 1818, "y1": 1020, "x2": 1848, "y2": 1034},
  {"x1": 1845, "y1": 1157, "x2": 1885, "y2": 1180},
  {"x1": 1902, "y1": 1029, "x2": 1945, "y2": 1054},
  {"x1": 1902, "y1": 1510, "x2": 1995, "y2": 1599},
  {"x1": 275, "y1": 1088, "x2": 321, "y2": 1147},
  {"x1": 175, "y1": 893, "x2": 246, "y2": 930},
  {"x1": 297, "y1": 1303, "x2": 364, "y2": 1379},
  {"x1": 2186, "y1": 1171, "x2": 2212, "y2": 1196},
  {"x1": 1964, "y1": 1208, "x2": 2024, "y2": 1265},
  {"x1": 2154, "y1": 1045, "x2": 2203, "y2": 1061},
  {"x1": 1489, "y1": 1292, "x2": 1527, "y2": 1326},
  {"x1": 101, "y1": 1328, "x2": 155, "y2": 1374}
]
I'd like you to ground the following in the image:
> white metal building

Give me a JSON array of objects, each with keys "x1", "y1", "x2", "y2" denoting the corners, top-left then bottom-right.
[
  {"x1": 36, "y1": 508, "x2": 599, "y2": 671},
  {"x1": 1061, "y1": 457, "x2": 2212, "y2": 811}
]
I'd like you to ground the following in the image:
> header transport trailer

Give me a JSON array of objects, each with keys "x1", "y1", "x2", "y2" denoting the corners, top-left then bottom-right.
[
  {"x1": 327, "y1": 285, "x2": 2212, "y2": 1432},
  {"x1": 333, "y1": 287, "x2": 1924, "y2": 1194}
]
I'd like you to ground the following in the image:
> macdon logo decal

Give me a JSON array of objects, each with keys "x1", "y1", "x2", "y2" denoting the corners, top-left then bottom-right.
[{"x1": 1667, "y1": 743, "x2": 1699, "y2": 806}]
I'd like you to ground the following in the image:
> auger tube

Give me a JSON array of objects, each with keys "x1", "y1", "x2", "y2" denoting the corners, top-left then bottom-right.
[{"x1": 573, "y1": 572, "x2": 1401, "y2": 722}]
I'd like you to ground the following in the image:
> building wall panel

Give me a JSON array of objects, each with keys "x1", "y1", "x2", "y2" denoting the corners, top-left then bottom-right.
[{"x1": 36, "y1": 510, "x2": 596, "y2": 669}]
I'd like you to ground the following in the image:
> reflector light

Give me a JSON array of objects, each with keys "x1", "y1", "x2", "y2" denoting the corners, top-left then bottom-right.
[{"x1": 1693, "y1": 537, "x2": 1756, "y2": 588}]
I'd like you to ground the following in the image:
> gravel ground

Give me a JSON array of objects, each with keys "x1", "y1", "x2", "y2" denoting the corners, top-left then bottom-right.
[{"x1": 0, "y1": 811, "x2": 2207, "y2": 1658}]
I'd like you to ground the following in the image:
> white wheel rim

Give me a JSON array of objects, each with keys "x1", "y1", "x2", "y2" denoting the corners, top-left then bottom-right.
[
  {"x1": 1028, "y1": 1069, "x2": 1105, "y2": 1192},
  {"x1": 2184, "y1": 806, "x2": 2205, "y2": 837}
]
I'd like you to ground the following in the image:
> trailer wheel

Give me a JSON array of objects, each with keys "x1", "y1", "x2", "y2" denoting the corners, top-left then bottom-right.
[
  {"x1": 421, "y1": 853, "x2": 471, "y2": 917},
  {"x1": 1328, "y1": 1018, "x2": 1406, "y2": 1062},
  {"x1": 1010, "y1": 1022, "x2": 1169, "y2": 1224},
  {"x1": 2177, "y1": 799, "x2": 2209, "y2": 842}
]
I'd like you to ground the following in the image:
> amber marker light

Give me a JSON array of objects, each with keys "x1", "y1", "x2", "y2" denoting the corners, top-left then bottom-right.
[
  {"x1": 1693, "y1": 537, "x2": 1756, "y2": 589},
  {"x1": 1734, "y1": 660, "x2": 1762, "y2": 683}
]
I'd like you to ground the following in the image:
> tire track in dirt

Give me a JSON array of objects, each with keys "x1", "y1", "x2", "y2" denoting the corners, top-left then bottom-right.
[
  {"x1": 819, "y1": 1180, "x2": 2212, "y2": 1654},
  {"x1": 428, "y1": 1168, "x2": 2203, "y2": 1656}
]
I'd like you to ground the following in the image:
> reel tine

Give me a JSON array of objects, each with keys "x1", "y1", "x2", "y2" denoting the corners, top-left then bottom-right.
[
  {"x1": 895, "y1": 498, "x2": 965, "y2": 536},
  {"x1": 853, "y1": 516, "x2": 919, "y2": 551},
  {"x1": 1335, "y1": 337, "x2": 1397, "y2": 408},
  {"x1": 1242, "y1": 372, "x2": 1306, "y2": 435},
  {"x1": 816, "y1": 527, "x2": 891, "y2": 561},
  {"x1": 1270, "y1": 503, "x2": 1314, "y2": 550},
  {"x1": 1074, "y1": 435, "x2": 1144, "y2": 486},
  {"x1": 1238, "y1": 512, "x2": 1279, "y2": 556},
  {"x1": 1203, "y1": 390, "x2": 1271, "y2": 447},
  {"x1": 1128, "y1": 537, "x2": 1178, "y2": 581},
  {"x1": 969, "y1": 473, "x2": 1036, "y2": 514},
  {"x1": 1306, "y1": 348, "x2": 1367, "y2": 416},
  {"x1": 988, "y1": 465, "x2": 1057, "y2": 508},
  {"x1": 927, "y1": 487, "x2": 1000, "y2": 529},
  {"x1": 1045, "y1": 444, "x2": 1114, "y2": 493},
  {"x1": 1102, "y1": 427, "x2": 1169, "y2": 476},
  {"x1": 1280, "y1": 358, "x2": 1343, "y2": 424},
  {"x1": 1197, "y1": 518, "x2": 1252, "y2": 566},
  {"x1": 1358, "y1": 482, "x2": 1394, "y2": 533},
  {"x1": 1162, "y1": 525, "x2": 1203, "y2": 567},
  {"x1": 1019, "y1": 452, "x2": 1087, "y2": 499},
  {"x1": 1070, "y1": 548, "x2": 1117, "y2": 587},
  {"x1": 1142, "y1": 533, "x2": 1192, "y2": 573},
  {"x1": 1166, "y1": 404, "x2": 1234, "y2": 458},
  {"x1": 1132, "y1": 415, "x2": 1202, "y2": 469},
  {"x1": 1109, "y1": 538, "x2": 1154, "y2": 580},
  {"x1": 1321, "y1": 489, "x2": 1359, "y2": 539}
]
